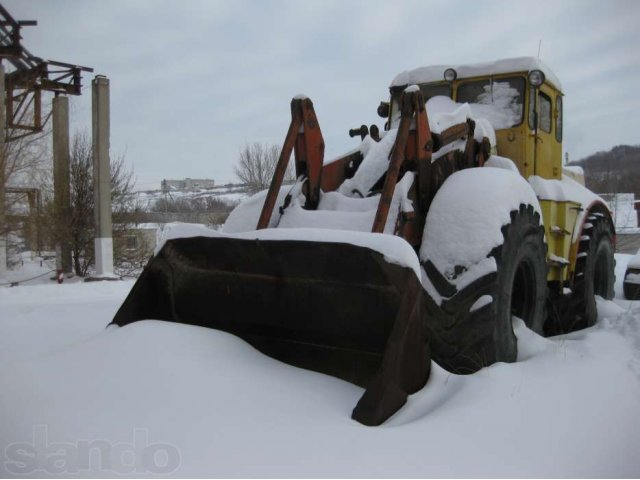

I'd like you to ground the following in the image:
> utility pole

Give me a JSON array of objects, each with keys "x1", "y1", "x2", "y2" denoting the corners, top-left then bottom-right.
[
  {"x1": 92, "y1": 75, "x2": 114, "y2": 277},
  {"x1": 52, "y1": 94, "x2": 72, "y2": 276},
  {"x1": 0, "y1": 64, "x2": 6, "y2": 280}
]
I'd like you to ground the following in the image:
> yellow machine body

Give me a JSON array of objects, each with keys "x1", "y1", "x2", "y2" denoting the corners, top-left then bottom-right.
[{"x1": 413, "y1": 70, "x2": 579, "y2": 283}]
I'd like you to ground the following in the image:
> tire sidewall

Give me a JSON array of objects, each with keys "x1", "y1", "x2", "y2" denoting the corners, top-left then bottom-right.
[
  {"x1": 582, "y1": 219, "x2": 615, "y2": 325},
  {"x1": 494, "y1": 208, "x2": 547, "y2": 362}
]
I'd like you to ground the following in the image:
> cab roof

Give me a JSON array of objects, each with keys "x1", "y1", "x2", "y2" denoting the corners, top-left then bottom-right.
[{"x1": 390, "y1": 56, "x2": 562, "y2": 92}]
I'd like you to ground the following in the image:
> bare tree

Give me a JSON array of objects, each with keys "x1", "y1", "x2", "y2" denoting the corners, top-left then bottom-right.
[
  {"x1": 0, "y1": 125, "x2": 51, "y2": 266},
  {"x1": 42, "y1": 131, "x2": 142, "y2": 276},
  {"x1": 234, "y1": 142, "x2": 295, "y2": 194},
  {"x1": 113, "y1": 230, "x2": 153, "y2": 278},
  {"x1": 67, "y1": 132, "x2": 94, "y2": 275}
]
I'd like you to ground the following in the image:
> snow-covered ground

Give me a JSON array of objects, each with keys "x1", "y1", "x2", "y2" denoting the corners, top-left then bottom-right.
[{"x1": 1, "y1": 256, "x2": 640, "y2": 477}]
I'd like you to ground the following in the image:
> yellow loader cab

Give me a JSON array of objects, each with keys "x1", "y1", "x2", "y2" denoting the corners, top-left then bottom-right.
[
  {"x1": 387, "y1": 57, "x2": 615, "y2": 330},
  {"x1": 387, "y1": 57, "x2": 564, "y2": 179}
]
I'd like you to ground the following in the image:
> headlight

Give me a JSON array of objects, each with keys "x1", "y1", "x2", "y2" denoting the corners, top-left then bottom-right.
[
  {"x1": 528, "y1": 69, "x2": 545, "y2": 87},
  {"x1": 444, "y1": 68, "x2": 457, "y2": 82}
]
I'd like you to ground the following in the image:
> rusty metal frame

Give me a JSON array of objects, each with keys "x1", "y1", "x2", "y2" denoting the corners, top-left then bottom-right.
[
  {"x1": 293, "y1": 97, "x2": 324, "y2": 210},
  {"x1": 371, "y1": 89, "x2": 432, "y2": 234},
  {"x1": 0, "y1": 4, "x2": 36, "y2": 60},
  {"x1": 257, "y1": 97, "x2": 325, "y2": 229},
  {"x1": 0, "y1": 4, "x2": 93, "y2": 140},
  {"x1": 260, "y1": 89, "x2": 484, "y2": 244}
]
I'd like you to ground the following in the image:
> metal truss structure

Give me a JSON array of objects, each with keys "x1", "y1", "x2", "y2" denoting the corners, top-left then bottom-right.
[{"x1": 0, "y1": 3, "x2": 93, "y2": 141}]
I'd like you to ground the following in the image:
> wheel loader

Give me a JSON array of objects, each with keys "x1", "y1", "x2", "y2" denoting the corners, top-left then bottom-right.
[{"x1": 112, "y1": 57, "x2": 616, "y2": 426}]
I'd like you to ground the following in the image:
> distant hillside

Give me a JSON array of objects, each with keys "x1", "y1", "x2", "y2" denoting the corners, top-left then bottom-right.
[
  {"x1": 133, "y1": 183, "x2": 249, "y2": 209},
  {"x1": 126, "y1": 183, "x2": 251, "y2": 227},
  {"x1": 569, "y1": 144, "x2": 640, "y2": 195}
]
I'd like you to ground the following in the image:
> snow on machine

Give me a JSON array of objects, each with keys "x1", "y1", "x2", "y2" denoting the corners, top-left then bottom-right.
[{"x1": 112, "y1": 57, "x2": 616, "y2": 425}]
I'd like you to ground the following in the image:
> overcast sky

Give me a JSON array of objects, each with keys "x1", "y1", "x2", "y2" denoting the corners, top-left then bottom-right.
[{"x1": 4, "y1": 0, "x2": 640, "y2": 190}]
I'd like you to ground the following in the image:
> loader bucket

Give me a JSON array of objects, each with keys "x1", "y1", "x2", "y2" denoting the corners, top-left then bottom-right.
[{"x1": 111, "y1": 235, "x2": 430, "y2": 426}]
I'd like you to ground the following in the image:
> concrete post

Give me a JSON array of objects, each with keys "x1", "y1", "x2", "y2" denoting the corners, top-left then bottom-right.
[
  {"x1": 52, "y1": 95, "x2": 72, "y2": 274},
  {"x1": 27, "y1": 190, "x2": 38, "y2": 253},
  {"x1": 0, "y1": 65, "x2": 7, "y2": 280},
  {"x1": 92, "y1": 75, "x2": 113, "y2": 276}
]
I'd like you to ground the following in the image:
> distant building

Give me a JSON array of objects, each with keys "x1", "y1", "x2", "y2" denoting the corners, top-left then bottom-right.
[
  {"x1": 123, "y1": 223, "x2": 161, "y2": 254},
  {"x1": 161, "y1": 178, "x2": 215, "y2": 193}
]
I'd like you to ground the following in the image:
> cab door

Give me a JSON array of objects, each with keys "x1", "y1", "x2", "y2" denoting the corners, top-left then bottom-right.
[{"x1": 533, "y1": 84, "x2": 563, "y2": 180}]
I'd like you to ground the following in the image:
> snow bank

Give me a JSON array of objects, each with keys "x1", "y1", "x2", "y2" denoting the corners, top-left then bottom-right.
[
  {"x1": 2, "y1": 265, "x2": 640, "y2": 476},
  {"x1": 597, "y1": 297, "x2": 640, "y2": 377},
  {"x1": 420, "y1": 167, "x2": 541, "y2": 284},
  {"x1": 629, "y1": 250, "x2": 640, "y2": 269},
  {"x1": 279, "y1": 204, "x2": 374, "y2": 232},
  {"x1": 281, "y1": 172, "x2": 415, "y2": 235},
  {"x1": 0, "y1": 256, "x2": 57, "y2": 287},
  {"x1": 0, "y1": 280, "x2": 133, "y2": 363},
  {"x1": 315, "y1": 190, "x2": 380, "y2": 212}
]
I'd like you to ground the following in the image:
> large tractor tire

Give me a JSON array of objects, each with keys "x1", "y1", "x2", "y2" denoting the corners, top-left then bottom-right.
[
  {"x1": 571, "y1": 214, "x2": 615, "y2": 327},
  {"x1": 491, "y1": 205, "x2": 548, "y2": 358},
  {"x1": 424, "y1": 204, "x2": 547, "y2": 373},
  {"x1": 545, "y1": 213, "x2": 615, "y2": 335},
  {"x1": 420, "y1": 168, "x2": 548, "y2": 374}
]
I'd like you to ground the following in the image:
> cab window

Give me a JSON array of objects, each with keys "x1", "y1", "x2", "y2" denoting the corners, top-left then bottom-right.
[
  {"x1": 419, "y1": 83, "x2": 452, "y2": 101},
  {"x1": 538, "y1": 92, "x2": 552, "y2": 133},
  {"x1": 528, "y1": 88, "x2": 536, "y2": 130},
  {"x1": 388, "y1": 83, "x2": 452, "y2": 128},
  {"x1": 555, "y1": 95, "x2": 563, "y2": 142},
  {"x1": 457, "y1": 77, "x2": 525, "y2": 129}
]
